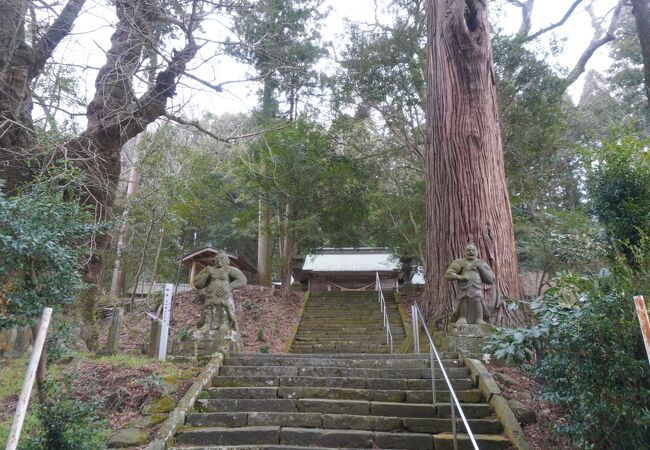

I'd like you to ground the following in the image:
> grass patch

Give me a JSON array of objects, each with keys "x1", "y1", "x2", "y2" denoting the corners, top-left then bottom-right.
[{"x1": 0, "y1": 358, "x2": 38, "y2": 446}]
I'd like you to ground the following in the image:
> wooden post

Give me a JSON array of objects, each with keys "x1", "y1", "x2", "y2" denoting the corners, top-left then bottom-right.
[
  {"x1": 6, "y1": 308, "x2": 52, "y2": 450},
  {"x1": 158, "y1": 284, "x2": 173, "y2": 361},
  {"x1": 190, "y1": 261, "x2": 197, "y2": 286},
  {"x1": 148, "y1": 319, "x2": 162, "y2": 358},
  {"x1": 634, "y1": 296, "x2": 650, "y2": 365},
  {"x1": 104, "y1": 307, "x2": 124, "y2": 355}
]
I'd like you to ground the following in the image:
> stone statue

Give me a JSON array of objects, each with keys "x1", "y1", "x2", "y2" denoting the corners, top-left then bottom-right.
[
  {"x1": 193, "y1": 251, "x2": 247, "y2": 334},
  {"x1": 175, "y1": 251, "x2": 247, "y2": 356},
  {"x1": 445, "y1": 243, "x2": 495, "y2": 325}
]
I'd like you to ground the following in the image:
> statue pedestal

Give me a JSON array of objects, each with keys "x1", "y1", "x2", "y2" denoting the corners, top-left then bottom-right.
[
  {"x1": 174, "y1": 328, "x2": 243, "y2": 358},
  {"x1": 442, "y1": 323, "x2": 493, "y2": 357}
]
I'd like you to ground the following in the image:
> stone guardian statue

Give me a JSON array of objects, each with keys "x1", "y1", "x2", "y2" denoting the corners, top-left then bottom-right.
[
  {"x1": 180, "y1": 251, "x2": 247, "y2": 356},
  {"x1": 445, "y1": 243, "x2": 495, "y2": 324}
]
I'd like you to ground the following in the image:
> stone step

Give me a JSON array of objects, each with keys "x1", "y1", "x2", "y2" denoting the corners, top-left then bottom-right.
[
  {"x1": 433, "y1": 433, "x2": 511, "y2": 450},
  {"x1": 224, "y1": 356, "x2": 458, "y2": 368},
  {"x1": 288, "y1": 350, "x2": 394, "y2": 356},
  {"x1": 290, "y1": 339, "x2": 405, "y2": 346},
  {"x1": 291, "y1": 336, "x2": 402, "y2": 343},
  {"x1": 184, "y1": 412, "x2": 502, "y2": 435},
  {"x1": 292, "y1": 329, "x2": 405, "y2": 335},
  {"x1": 175, "y1": 426, "x2": 435, "y2": 449},
  {"x1": 171, "y1": 446, "x2": 337, "y2": 450},
  {"x1": 294, "y1": 328, "x2": 402, "y2": 334},
  {"x1": 206, "y1": 386, "x2": 482, "y2": 403},
  {"x1": 296, "y1": 324, "x2": 403, "y2": 330},
  {"x1": 290, "y1": 349, "x2": 392, "y2": 354},
  {"x1": 196, "y1": 398, "x2": 492, "y2": 419},
  {"x1": 228, "y1": 352, "x2": 462, "y2": 360},
  {"x1": 212, "y1": 376, "x2": 474, "y2": 391},
  {"x1": 175, "y1": 426, "x2": 280, "y2": 446}
]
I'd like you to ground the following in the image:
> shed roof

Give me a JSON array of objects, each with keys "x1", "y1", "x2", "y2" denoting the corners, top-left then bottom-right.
[
  {"x1": 179, "y1": 247, "x2": 257, "y2": 273},
  {"x1": 302, "y1": 248, "x2": 399, "y2": 273}
]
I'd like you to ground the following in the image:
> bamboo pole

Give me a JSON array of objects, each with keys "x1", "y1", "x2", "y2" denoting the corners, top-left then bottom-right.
[
  {"x1": 6, "y1": 308, "x2": 53, "y2": 450},
  {"x1": 634, "y1": 296, "x2": 650, "y2": 365}
]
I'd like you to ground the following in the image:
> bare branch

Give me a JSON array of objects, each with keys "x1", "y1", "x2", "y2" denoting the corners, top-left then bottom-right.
[
  {"x1": 164, "y1": 112, "x2": 296, "y2": 143},
  {"x1": 524, "y1": 0, "x2": 584, "y2": 42},
  {"x1": 509, "y1": 0, "x2": 535, "y2": 38},
  {"x1": 30, "y1": 0, "x2": 86, "y2": 79},
  {"x1": 163, "y1": 112, "x2": 230, "y2": 142},
  {"x1": 564, "y1": 0, "x2": 624, "y2": 86}
]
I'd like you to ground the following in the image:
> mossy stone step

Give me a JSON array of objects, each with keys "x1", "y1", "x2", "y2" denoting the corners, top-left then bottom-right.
[
  {"x1": 207, "y1": 386, "x2": 482, "y2": 403},
  {"x1": 212, "y1": 375, "x2": 474, "y2": 391},
  {"x1": 225, "y1": 356, "x2": 438, "y2": 368},
  {"x1": 433, "y1": 433, "x2": 511, "y2": 450},
  {"x1": 229, "y1": 352, "x2": 458, "y2": 359},
  {"x1": 184, "y1": 412, "x2": 503, "y2": 435},
  {"x1": 175, "y1": 426, "x2": 280, "y2": 446}
]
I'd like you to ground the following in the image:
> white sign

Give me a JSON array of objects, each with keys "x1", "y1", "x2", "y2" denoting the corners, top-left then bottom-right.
[{"x1": 158, "y1": 284, "x2": 173, "y2": 361}]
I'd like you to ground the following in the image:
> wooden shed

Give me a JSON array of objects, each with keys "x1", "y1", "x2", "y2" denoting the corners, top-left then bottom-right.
[
  {"x1": 300, "y1": 248, "x2": 400, "y2": 292},
  {"x1": 180, "y1": 247, "x2": 257, "y2": 286}
]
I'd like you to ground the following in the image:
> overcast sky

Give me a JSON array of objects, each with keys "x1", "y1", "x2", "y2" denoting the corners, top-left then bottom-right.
[{"x1": 55, "y1": 0, "x2": 622, "y2": 125}]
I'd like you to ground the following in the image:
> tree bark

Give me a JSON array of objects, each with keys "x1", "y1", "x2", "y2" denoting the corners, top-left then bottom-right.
[
  {"x1": 110, "y1": 158, "x2": 141, "y2": 299},
  {"x1": 632, "y1": 0, "x2": 650, "y2": 106},
  {"x1": 424, "y1": 0, "x2": 525, "y2": 326},
  {"x1": 257, "y1": 195, "x2": 273, "y2": 287},
  {"x1": 0, "y1": 0, "x2": 86, "y2": 191},
  {"x1": 280, "y1": 203, "x2": 295, "y2": 298}
]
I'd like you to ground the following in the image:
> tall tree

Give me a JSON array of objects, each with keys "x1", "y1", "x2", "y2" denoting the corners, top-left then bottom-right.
[
  {"x1": 226, "y1": 0, "x2": 326, "y2": 286},
  {"x1": 630, "y1": 0, "x2": 650, "y2": 105},
  {"x1": 0, "y1": 0, "x2": 227, "y2": 349},
  {"x1": 425, "y1": 0, "x2": 525, "y2": 326}
]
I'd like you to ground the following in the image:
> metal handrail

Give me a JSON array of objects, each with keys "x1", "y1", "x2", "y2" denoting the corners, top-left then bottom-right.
[
  {"x1": 411, "y1": 302, "x2": 478, "y2": 450},
  {"x1": 375, "y1": 272, "x2": 394, "y2": 353}
]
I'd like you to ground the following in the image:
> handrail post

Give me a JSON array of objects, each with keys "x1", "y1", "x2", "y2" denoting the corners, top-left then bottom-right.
[
  {"x1": 376, "y1": 272, "x2": 393, "y2": 354},
  {"x1": 411, "y1": 303, "x2": 479, "y2": 450},
  {"x1": 430, "y1": 347, "x2": 436, "y2": 405},
  {"x1": 452, "y1": 401, "x2": 458, "y2": 450}
]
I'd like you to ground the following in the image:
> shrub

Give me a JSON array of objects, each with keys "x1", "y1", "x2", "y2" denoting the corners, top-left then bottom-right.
[
  {"x1": 486, "y1": 266, "x2": 650, "y2": 449},
  {"x1": 587, "y1": 133, "x2": 650, "y2": 263},
  {"x1": 20, "y1": 381, "x2": 108, "y2": 450},
  {"x1": 0, "y1": 179, "x2": 103, "y2": 330}
]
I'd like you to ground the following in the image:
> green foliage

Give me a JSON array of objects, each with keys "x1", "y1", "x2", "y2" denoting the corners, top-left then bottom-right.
[
  {"x1": 586, "y1": 133, "x2": 650, "y2": 262},
  {"x1": 486, "y1": 263, "x2": 650, "y2": 448},
  {"x1": 0, "y1": 180, "x2": 103, "y2": 330},
  {"x1": 21, "y1": 381, "x2": 108, "y2": 450},
  {"x1": 238, "y1": 118, "x2": 370, "y2": 249},
  {"x1": 226, "y1": 0, "x2": 327, "y2": 117},
  {"x1": 516, "y1": 209, "x2": 606, "y2": 294},
  {"x1": 257, "y1": 328, "x2": 266, "y2": 342},
  {"x1": 259, "y1": 345, "x2": 270, "y2": 353},
  {"x1": 493, "y1": 34, "x2": 581, "y2": 211}
]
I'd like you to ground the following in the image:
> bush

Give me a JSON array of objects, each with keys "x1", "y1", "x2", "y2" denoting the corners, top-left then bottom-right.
[
  {"x1": 486, "y1": 265, "x2": 650, "y2": 449},
  {"x1": 0, "y1": 178, "x2": 103, "y2": 330},
  {"x1": 587, "y1": 133, "x2": 650, "y2": 263},
  {"x1": 20, "y1": 381, "x2": 108, "y2": 450}
]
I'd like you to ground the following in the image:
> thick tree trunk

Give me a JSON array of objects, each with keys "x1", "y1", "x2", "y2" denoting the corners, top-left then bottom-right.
[
  {"x1": 0, "y1": 0, "x2": 200, "y2": 351},
  {"x1": 632, "y1": 0, "x2": 650, "y2": 106},
  {"x1": 257, "y1": 196, "x2": 273, "y2": 287},
  {"x1": 424, "y1": 0, "x2": 525, "y2": 327},
  {"x1": 0, "y1": 0, "x2": 86, "y2": 191}
]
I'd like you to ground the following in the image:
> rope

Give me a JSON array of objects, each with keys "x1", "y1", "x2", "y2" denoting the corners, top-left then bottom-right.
[{"x1": 328, "y1": 280, "x2": 376, "y2": 292}]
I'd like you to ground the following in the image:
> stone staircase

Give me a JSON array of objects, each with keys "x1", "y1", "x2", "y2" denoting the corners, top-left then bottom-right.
[
  {"x1": 171, "y1": 353, "x2": 510, "y2": 449},
  {"x1": 290, "y1": 291, "x2": 406, "y2": 354},
  {"x1": 169, "y1": 291, "x2": 513, "y2": 449}
]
